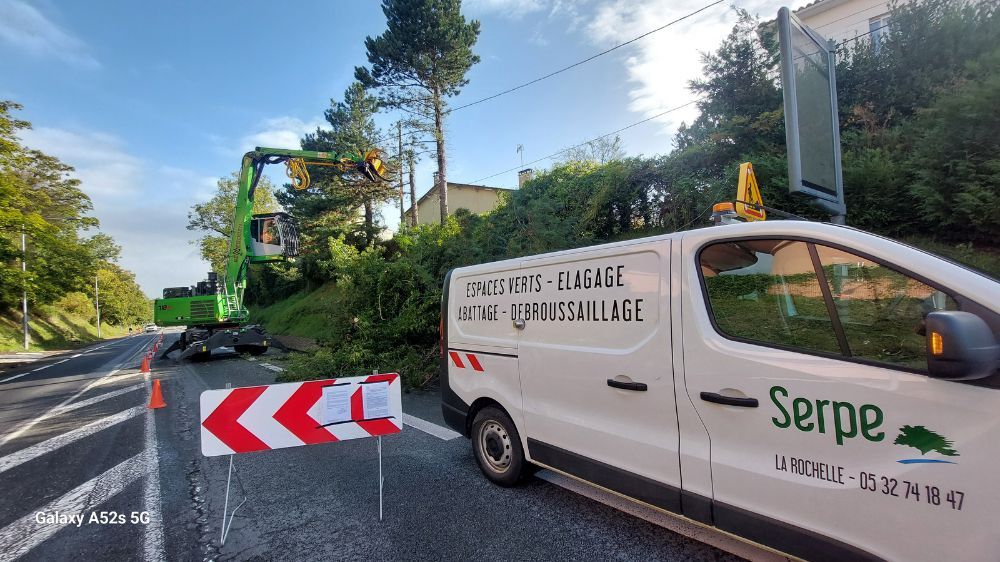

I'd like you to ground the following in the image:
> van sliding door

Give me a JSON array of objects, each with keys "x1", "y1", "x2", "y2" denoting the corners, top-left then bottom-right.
[{"x1": 515, "y1": 241, "x2": 682, "y2": 513}]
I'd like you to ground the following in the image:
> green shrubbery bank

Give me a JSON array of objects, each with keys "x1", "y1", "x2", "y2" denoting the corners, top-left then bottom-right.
[
  {"x1": 246, "y1": 0, "x2": 998, "y2": 388},
  {"x1": 0, "y1": 298, "x2": 129, "y2": 352}
]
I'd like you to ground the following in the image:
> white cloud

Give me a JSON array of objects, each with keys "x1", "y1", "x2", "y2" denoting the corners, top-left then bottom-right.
[
  {"x1": 0, "y1": 0, "x2": 99, "y2": 68},
  {"x1": 548, "y1": 0, "x2": 591, "y2": 31},
  {"x1": 158, "y1": 165, "x2": 218, "y2": 202},
  {"x1": 19, "y1": 127, "x2": 142, "y2": 197},
  {"x1": 17, "y1": 125, "x2": 213, "y2": 296},
  {"x1": 581, "y1": 0, "x2": 815, "y2": 142},
  {"x1": 240, "y1": 116, "x2": 324, "y2": 154},
  {"x1": 465, "y1": 0, "x2": 549, "y2": 18},
  {"x1": 584, "y1": 0, "x2": 737, "y2": 140},
  {"x1": 235, "y1": 116, "x2": 327, "y2": 191}
]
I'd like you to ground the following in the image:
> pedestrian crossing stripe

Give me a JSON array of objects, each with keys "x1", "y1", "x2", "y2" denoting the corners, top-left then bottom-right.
[{"x1": 736, "y1": 162, "x2": 766, "y2": 221}]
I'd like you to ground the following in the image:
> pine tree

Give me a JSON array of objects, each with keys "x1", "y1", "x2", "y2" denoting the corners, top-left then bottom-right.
[
  {"x1": 355, "y1": 0, "x2": 480, "y2": 224},
  {"x1": 300, "y1": 82, "x2": 397, "y2": 247}
]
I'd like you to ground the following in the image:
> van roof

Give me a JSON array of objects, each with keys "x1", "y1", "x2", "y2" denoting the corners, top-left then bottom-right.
[{"x1": 452, "y1": 221, "x2": 847, "y2": 274}]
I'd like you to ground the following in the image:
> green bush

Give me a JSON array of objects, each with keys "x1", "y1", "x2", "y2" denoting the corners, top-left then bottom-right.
[{"x1": 57, "y1": 292, "x2": 95, "y2": 321}]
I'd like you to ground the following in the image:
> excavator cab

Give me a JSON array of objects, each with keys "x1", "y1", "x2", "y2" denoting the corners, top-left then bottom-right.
[{"x1": 250, "y1": 212, "x2": 299, "y2": 260}]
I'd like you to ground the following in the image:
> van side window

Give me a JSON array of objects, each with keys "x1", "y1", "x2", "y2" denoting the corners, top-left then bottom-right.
[
  {"x1": 812, "y1": 244, "x2": 957, "y2": 370},
  {"x1": 700, "y1": 240, "x2": 843, "y2": 354},
  {"x1": 699, "y1": 239, "x2": 958, "y2": 373}
]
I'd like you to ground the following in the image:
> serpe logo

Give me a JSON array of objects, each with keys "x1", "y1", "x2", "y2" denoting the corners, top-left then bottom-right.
[
  {"x1": 894, "y1": 425, "x2": 959, "y2": 465},
  {"x1": 768, "y1": 386, "x2": 960, "y2": 466}
]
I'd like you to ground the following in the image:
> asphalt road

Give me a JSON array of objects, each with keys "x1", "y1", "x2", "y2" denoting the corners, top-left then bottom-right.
[{"x1": 0, "y1": 332, "x2": 784, "y2": 561}]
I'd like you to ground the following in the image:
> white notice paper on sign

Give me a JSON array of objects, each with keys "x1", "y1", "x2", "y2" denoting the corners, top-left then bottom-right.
[
  {"x1": 322, "y1": 384, "x2": 352, "y2": 425},
  {"x1": 361, "y1": 382, "x2": 390, "y2": 420}
]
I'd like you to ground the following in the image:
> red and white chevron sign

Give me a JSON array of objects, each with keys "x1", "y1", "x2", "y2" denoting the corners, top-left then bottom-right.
[{"x1": 199, "y1": 373, "x2": 402, "y2": 457}]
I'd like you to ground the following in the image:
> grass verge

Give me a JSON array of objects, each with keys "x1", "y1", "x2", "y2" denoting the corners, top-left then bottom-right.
[{"x1": 0, "y1": 305, "x2": 128, "y2": 352}]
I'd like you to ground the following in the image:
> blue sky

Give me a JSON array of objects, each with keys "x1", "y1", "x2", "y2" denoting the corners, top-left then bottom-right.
[{"x1": 1, "y1": 0, "x2": 807, "y2": 296}]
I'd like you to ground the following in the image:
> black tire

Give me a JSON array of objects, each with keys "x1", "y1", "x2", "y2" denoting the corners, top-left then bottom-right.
[{"x1": 471, "y1": 406, "x2": 529, "y2": 487}]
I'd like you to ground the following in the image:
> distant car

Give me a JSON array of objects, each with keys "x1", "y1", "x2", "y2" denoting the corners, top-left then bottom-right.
[{"x1": 144, "y1": 324, "x2": 158, "y2": 333}]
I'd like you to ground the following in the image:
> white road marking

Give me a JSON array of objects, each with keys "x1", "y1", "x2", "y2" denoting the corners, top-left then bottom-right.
[
  {"x1": 49, "y1": 383, "x2": 145, "y2": 418},
  {"x1": 0, "y1": 452, "x2": 149, "y2": 560},
  {"x1": 402, "y1": 413, "x2": 461, "y2": 441},
  {"x1": 0, "y1": 334, "x2": 152, "y2": 446},
  {"x1": 535, "y1": 471, "x2": 790, "y2": 562},
  {"x1": 142, "y1": 372, "x2": 165, "y2": 562},
  {"x1": 0, "y1": 406, "x2": 143, "y2": 476},
  {"x1": 0, "y1": 372, "x2": 33, "y2": 383},
  {"x1": 259, "y1": 363, "x2": 284, "y2": 372},
  {"x1": 0, "y1": 369, "x2": 123, "y2": 447},
  {"x1": 0, "y1": 336, "x2": 138, "y2": 384}
]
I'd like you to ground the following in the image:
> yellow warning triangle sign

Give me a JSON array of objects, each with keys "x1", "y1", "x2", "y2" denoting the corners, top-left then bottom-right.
[{"x1": 736, "y1": 162, "x2": 766, "y2": 221}]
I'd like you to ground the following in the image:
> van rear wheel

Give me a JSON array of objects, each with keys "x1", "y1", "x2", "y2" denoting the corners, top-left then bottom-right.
[{"x1": 472, "y1": 406, "x2": 528, "y2": 487}]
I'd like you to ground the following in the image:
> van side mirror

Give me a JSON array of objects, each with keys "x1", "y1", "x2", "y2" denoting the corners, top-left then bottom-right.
[{"x1": 925, "y1": 311, "x2": 999, "y2": 381}]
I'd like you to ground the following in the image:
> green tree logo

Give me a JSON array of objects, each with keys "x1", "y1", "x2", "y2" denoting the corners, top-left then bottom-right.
[{"x1": 894, "y1": 425, "x2": 959, "y2": 456}]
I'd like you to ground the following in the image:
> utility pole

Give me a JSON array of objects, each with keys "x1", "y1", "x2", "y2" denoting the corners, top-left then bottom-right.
[
  {"x1": 407, "y1": 148, "x2": 417, "y2": 227},
  {"x1": 21, "y1": 225, "x2": 28, "y2": 350},
  {"x1": 95, "y1": 273, "x2": 101, "y2": 339},
  {"x1": 397, "y1": 121, "x2": 405, "y2": 228}
]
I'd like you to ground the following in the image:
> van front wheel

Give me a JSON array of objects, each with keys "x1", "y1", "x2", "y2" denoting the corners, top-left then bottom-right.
[{"x1": 472, "y1": 406, "x2": 527, "y2": 487}]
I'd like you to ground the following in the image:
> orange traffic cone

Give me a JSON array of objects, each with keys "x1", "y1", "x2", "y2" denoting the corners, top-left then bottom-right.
[
  {"x1": 141, "y1": 355, "x2": 150, "y2": 373},
  {"x1": 148, "y1": 379, "x2": 166, "y2": 409}
]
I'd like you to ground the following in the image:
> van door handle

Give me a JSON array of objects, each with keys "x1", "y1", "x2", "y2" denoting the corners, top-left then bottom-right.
[
  {"x1": 699, "y1": 392, "x2": 758, "y2": 407},
  {"x1": 607, "y1": 379, "x2": 647, "y2": 392}
]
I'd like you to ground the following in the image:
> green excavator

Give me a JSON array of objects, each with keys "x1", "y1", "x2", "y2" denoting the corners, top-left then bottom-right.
[{"x1": 154, "y1": 146, "x2": 387, "y2": 360}]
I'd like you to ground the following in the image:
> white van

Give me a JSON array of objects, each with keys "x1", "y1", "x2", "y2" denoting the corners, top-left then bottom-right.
[{"x1": 439, "y1": 219, "x2": 998, "y2": 562}]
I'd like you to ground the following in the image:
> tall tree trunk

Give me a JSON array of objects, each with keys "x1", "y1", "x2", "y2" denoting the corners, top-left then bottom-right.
[
  {"x1": 364, "y1": 200, "x2": 374, "y2": 247},
  {"x1": 407, "y1": 150, "x2": 417, "y2": 226},
  {"x1": 433, "y1": 88, "x2": 448, "y2": 224}
]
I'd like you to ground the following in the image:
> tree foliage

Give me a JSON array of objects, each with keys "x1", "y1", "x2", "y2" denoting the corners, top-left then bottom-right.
[
  {"x1": 557, "y1": 135, "x2": 626, "y2": 165},
  {"x1": 356, "y1": 0, "x2": 481, "y2": 223},
  {"x1": 187, "y1": 172, "x2": 279, "y2": 275},
  {"x1": 96, "y1": 264, "x2": 151, "y2": 326},
  {"x1": 908, "y1": 47, "x2": 1000, "y2": 242},
  {"x1": 1, "y1": 101, "x2": 140, "y2": 324},
  {"x1": 297, "y1": 82, "x2": 397, "y2": 248}
]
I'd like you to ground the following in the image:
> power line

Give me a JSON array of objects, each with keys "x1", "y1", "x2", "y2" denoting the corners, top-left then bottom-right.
[
  {"x1": 469, "y1": 99, "x2": 700, "y2": 185},
  {"x1": 836, "y1": 24, "x2": 888, "y2": 49},
  {"x1": 394, "y1": 1, "x2": 725, "y2": 138},
  {"x1": 446, "y1": 0, "x2": 726, "y2": 114}
]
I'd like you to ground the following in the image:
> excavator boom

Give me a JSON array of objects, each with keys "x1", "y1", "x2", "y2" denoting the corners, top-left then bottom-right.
[{"x1": 153, "y1": 146, "x2": 386, "y2": 359}]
